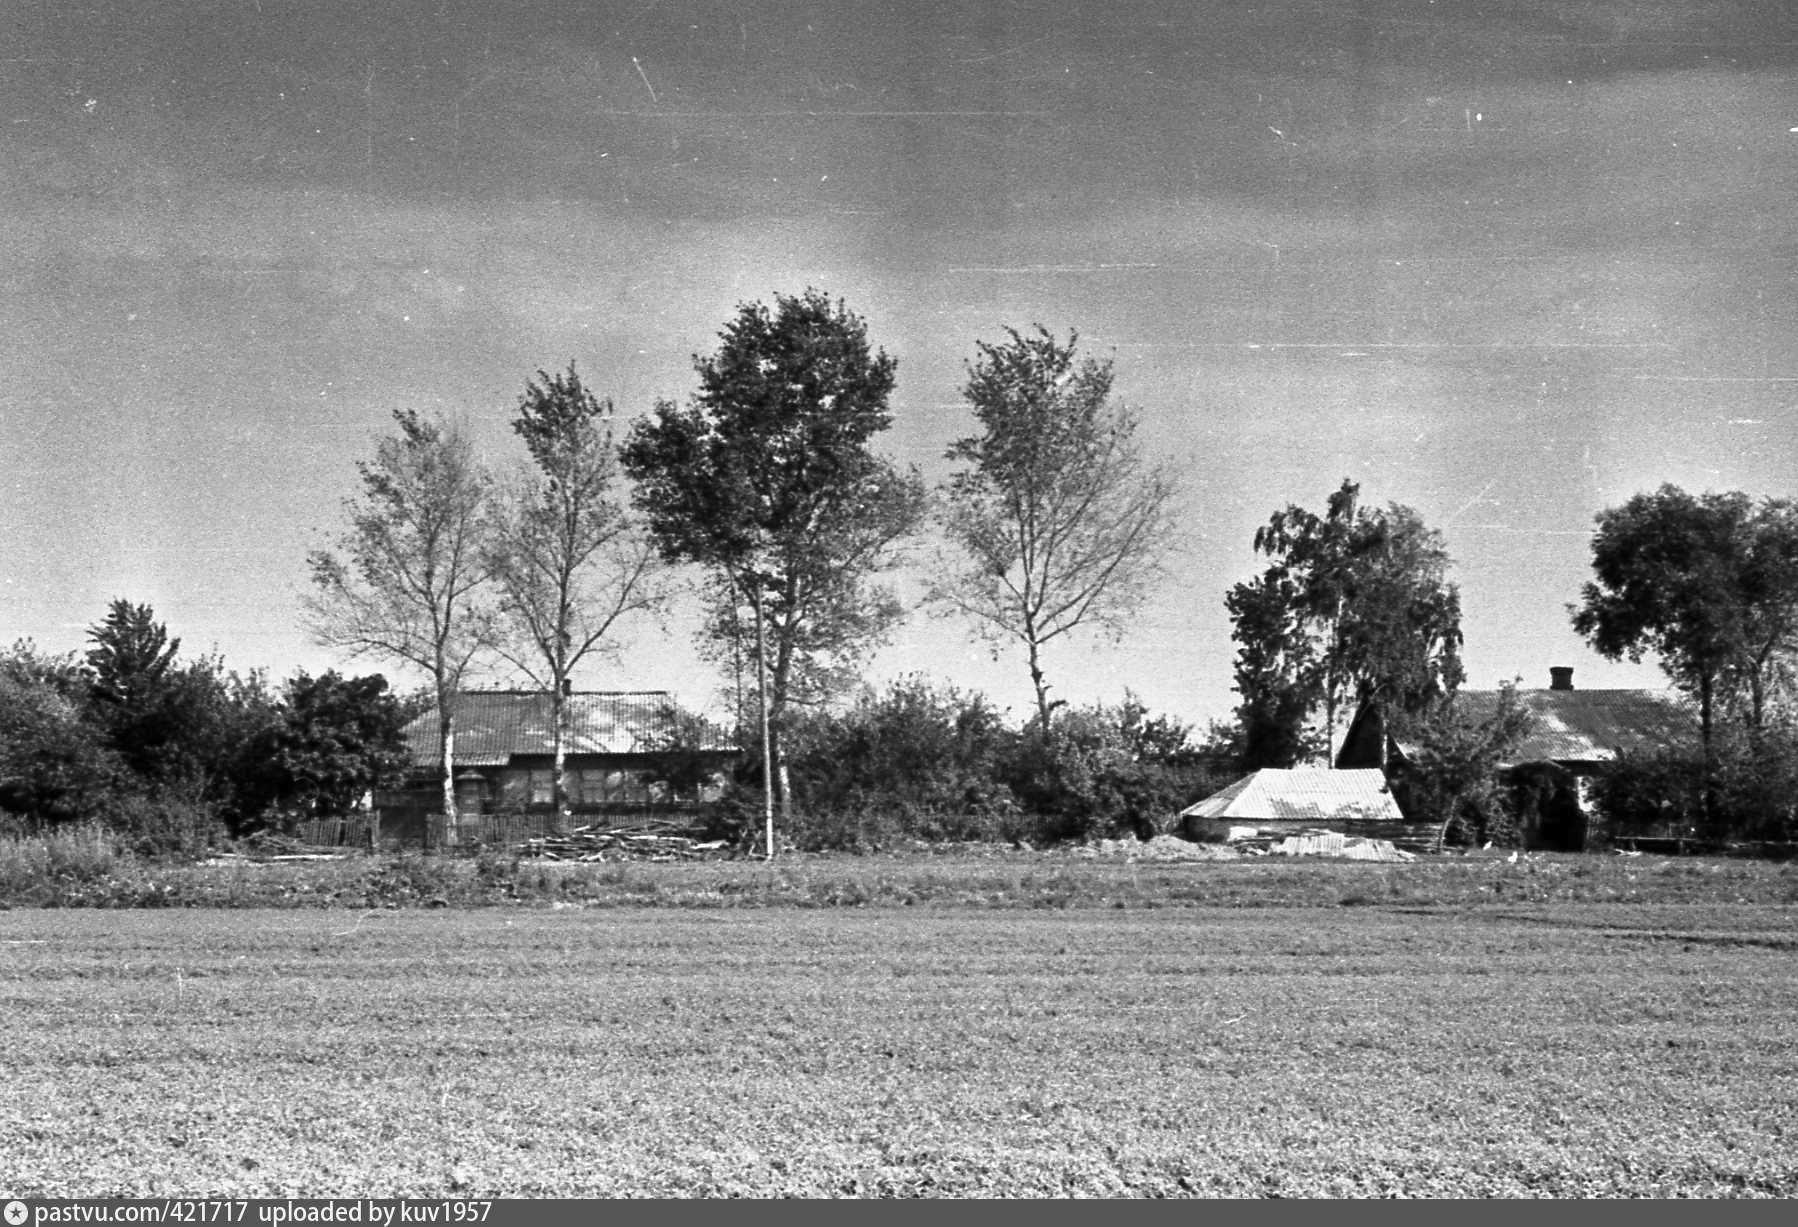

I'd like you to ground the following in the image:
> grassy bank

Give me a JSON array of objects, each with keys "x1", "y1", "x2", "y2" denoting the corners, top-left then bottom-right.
[{"x1": 3, "y1": 825, "x2": 1798, "y2": 910}]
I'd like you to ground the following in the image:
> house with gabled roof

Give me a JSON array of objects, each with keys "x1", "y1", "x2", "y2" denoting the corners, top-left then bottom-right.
[
  {"x1": 1451, "y1": 668, "x2": 1694, "y2": 771},
  {"x1": 1338, "y1": 667, "x2": 1697, "y2": 849},
  {"x1": 377, "y1": 690, "x2": 739, "y2": 838}
]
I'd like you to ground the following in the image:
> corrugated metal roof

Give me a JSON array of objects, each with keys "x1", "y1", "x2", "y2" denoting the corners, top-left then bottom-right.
[
  {"x1": 402, "y1": 691, "x2": 739, "y2": 768},
  {"x1": 1454, "y1": 688, "x2": 1695, "y2": 765},
  {"x1": 1180, "y1": 768, "x2": 1403, "y2": 823}
]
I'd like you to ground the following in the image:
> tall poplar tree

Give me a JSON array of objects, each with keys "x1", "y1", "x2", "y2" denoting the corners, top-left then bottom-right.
[
  {"x1": 935, "y1": 327, "x2": 1178, "y2": 738},
  {"x1": 306, "y1": 410, "x2": 494, "y2": 841},
  {"x1": 487, "y1": 364, "x2": 665, "y2": 821}
]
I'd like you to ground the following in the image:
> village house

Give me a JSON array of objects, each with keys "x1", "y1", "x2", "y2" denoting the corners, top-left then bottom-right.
[
  {"x1": 378, "y1": 689, "x2": 739, "y2": 843},
  {"x1": 1338, "y1": 667, "x2": 1697, "y2": 850}
]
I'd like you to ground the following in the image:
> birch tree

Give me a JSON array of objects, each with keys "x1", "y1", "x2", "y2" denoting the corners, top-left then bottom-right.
[
  {"x1": 935, "y1": 326, "x2": 1178, "y2": 738},
  {"x1": 486, "y1": 364, "x2": 665, "y2": 822},
  {"x1": 1227, "y1": 479, "x2": 1465, "y2": 768},
  {"x1": 306, "y1": 409, "x2": 494, "y2": 842}
]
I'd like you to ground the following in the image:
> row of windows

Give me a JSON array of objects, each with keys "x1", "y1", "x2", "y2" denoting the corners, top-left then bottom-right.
[{"x1": 496, "y1": 767, "x2": 718, "y2": 807}]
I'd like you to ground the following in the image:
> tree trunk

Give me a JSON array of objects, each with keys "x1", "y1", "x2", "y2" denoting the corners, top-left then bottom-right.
[
  {"x1": 1748, "y1": 665, "x2": 1767, "y2": 748},
  {"x1": 1698, "y1": 673, "x2": 1717, "y2": 831},
  {"x1": 1027, "y1": 635, "x2": 1053, "y2": 743},
  {"x1": 768, "y1": 592, "x2": 797, "y2": 826},
  {"x1": 751, "y1": 585, "x2": 776, "y2": 860},
  {"x1": 551, "y1": 680, "x2": 568, "y2": 834},
  {"x1": 769, "y1": 708, "x2": 791, "y2": 824},
  {"x1": 439, "y1": 708, "x2": 458, "y2": 848}
]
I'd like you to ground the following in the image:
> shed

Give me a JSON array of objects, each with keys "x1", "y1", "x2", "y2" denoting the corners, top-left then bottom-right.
[{"x1": 1179, "y1": 768, "x2": 1403, "y2": 842}]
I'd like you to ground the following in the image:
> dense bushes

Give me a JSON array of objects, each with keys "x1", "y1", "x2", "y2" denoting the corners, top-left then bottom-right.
[
  {"x1": 785, "y1": 678, "x2": 1020, "y2": 832},
  {"x1": 736, "y1": 678, "x2": 1234, "y2": 851},
  {"x1": 0, "y1": 606, "x2": 412, "y2": 856},
  {"x1": 1591, "y1": 724, "x2": 1798, "y2": 845}
]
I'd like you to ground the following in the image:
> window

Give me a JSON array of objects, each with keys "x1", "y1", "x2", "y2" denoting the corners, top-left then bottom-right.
[
  {"x1": 572, "y1": 768, "x2": 618, "y2": 806},
  {"x1": 501, "y1": 766, "x2": 556, "y2": 808}
]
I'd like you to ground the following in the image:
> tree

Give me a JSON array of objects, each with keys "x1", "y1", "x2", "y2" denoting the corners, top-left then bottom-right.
[
  {"x1": 86, "y1": 599, "x2": 179, "y2": 715},
  {"x1": 249, "y1": 671, "x2": 413, "y2": 820},
  {"x1": 306, "y1": 409, "x2": 494, "y2": 841},
  {"x1": 1572, "y1": 486, "x2": 1798, "y2": 762},
  {"x1": 620, "y1": 289, "x2": 927, "y2": 833},
  {"x1": 1393, "y1": 685, "x2": 1533, "y2": 851},
  {"x1": 1227, "y1": 480, "x2": 1465, "y2": 768},
  {"x1": 1225, "y1": 565, "x2": 1323, "y2": 769},
  {"x1": 935, "y1": 327, "x2": 1178, "y2": 736},
  {"x1": 82, "y1": 600, "x2": 275, "y2": 811},
  {"x1": 0, "y1": 641, "x2": 119, "y2": 826},
  {"x1": 75, "y1": 602, "x2": 282, "y2": 840},
  {"x1": 159, "y1": 655, "x2": 281, "y2": 830},
  {"x1": 487, "y1": 364, "x2": 665, "y2": 821}
]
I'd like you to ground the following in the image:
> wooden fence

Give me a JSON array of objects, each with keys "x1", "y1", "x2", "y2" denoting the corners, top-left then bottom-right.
[{"x1": 292, "y1": 816, "x2": 381, "y2": 848}]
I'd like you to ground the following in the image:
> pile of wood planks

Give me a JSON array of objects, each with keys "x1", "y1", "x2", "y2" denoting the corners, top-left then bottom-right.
[{"x1": 518, "y1": 821, "x2": 730, "y2": 862}]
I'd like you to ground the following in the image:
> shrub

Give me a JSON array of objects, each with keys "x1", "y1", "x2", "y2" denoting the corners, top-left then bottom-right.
[
  {"x1": 95, "y1": 791, "x2": 226, "y2": 859},
  {"x1": 737, "y1": 683, "x2": 1231, "y2": 848},
  {"x1": 1591, "y1": 729, "x2": 1798, "y2": 846},
  {"x1": 781, "y1": 678, "x2": 1023, "y2": 843},
  {"x1": 1389, "y1": 687, "x2": 1533, "y2": 849},
  {"x1": 1588, "y1": 750, "x2": 1703, "y2": 842},
  {"x1": 778, "y1": 802, "x2": 907, "y2": 854},
  {"x1": 1713, "y1": 731, "x2": 1798, "y2": 842},
  {"x1": 0, "y1": 643, "x2": 123, "y2": 825},
  {"x1": 999, "y1": 698, "x2": 1231, "y2": 844}
]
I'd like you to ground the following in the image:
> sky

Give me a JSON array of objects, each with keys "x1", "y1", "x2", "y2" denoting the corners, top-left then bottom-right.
[{"x1": 4, "y1": 0, "x2": 1796, "y2": 729}]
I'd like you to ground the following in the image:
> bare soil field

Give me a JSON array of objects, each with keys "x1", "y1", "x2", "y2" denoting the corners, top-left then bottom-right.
[{"x1": 3, "y1": 894, "x2": 1795, "y2": 1196}]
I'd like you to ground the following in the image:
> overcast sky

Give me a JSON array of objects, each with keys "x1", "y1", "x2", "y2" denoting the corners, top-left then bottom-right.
[{"x1": 4, "y1": 1, "x2": 1795, "y2": 726}]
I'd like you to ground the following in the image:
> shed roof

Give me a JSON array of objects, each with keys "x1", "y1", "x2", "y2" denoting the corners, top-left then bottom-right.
[
  {"x1": 402, "y1": 691, "x2": 738, "y2": 768},
  {"x1": 1179, "y1": 768, "x2": 1403, "y2": 823},
  {"x1": 1453, "y1": 688, "x2": 1694, "y2": 766}
]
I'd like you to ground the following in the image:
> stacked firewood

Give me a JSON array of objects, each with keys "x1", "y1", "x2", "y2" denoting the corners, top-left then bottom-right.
[{"x1": 519, "y1": 821, "x2": 731, "y2": 862}]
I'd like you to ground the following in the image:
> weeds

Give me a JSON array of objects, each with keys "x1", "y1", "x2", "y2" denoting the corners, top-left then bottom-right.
[
  {"x1": 0, "y1": 824, "x2": 118, "y2": 901},
  {"x1": 1, "y1": 834, "x2": 1796, "y2": 910}
]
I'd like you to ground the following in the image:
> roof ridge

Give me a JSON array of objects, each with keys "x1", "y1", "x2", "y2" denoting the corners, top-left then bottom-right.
[
  {"x1": 1458, "y1": 686, "x2": 1679, "y2": 695},
  {"x1": 452, "y1": 688, "x2": 675, "y2": 698}
]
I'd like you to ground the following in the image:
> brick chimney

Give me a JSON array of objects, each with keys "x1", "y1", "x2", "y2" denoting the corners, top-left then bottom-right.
[{"x1": 1549, "y1": 666, "x2": 1574, "y2": 691}]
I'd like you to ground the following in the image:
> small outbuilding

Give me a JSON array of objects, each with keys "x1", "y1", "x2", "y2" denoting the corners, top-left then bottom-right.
[{"x1": 1179, "y1": 767, "x2": 1404, "y2": 843}]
